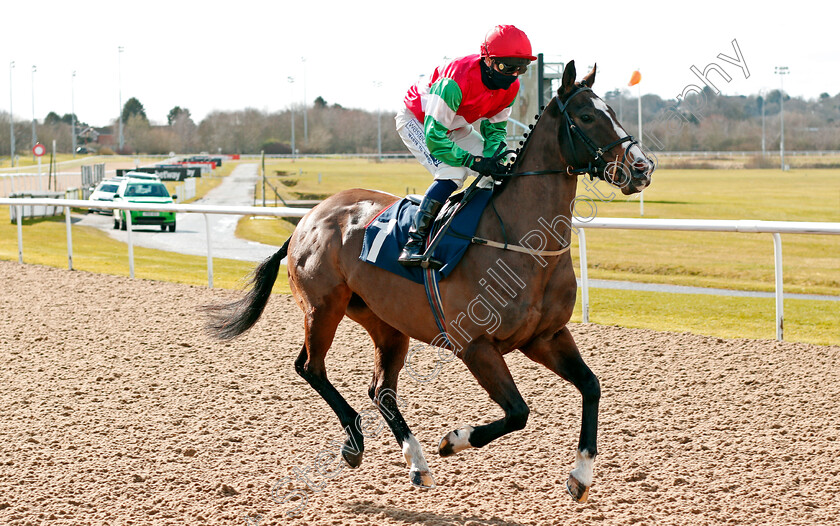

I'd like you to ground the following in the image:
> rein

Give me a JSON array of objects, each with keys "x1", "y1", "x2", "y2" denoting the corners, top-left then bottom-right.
[
  {"x1": 425, "y1": 84, "x2": 639, "y2": 262},
  {"x1": 468, "y1": 83, "x2": 637, "y2": 258}
]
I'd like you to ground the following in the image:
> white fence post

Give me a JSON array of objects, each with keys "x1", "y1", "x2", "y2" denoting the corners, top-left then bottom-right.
[
  {"x1": 579, "y1": 227, "x2": 590, "y2": 323},
  {"x1": 205, "y1": 213, "x2": 214, "y2": 288},
  {"x1": 772, "y1": 233, "x2": 784, "y2": 341},
  {"x1": 186, "y1": 177, "x2": 196, "y2": 200},
  {"x1": 16, "y1": 205, "x2": 23, "y2": 263},
  {"x1": 126, "y1": 212, "x2": 134, "y2": 279},
  {"x1": 65, "y1": 206, "x2": 73, "y2": 270}
]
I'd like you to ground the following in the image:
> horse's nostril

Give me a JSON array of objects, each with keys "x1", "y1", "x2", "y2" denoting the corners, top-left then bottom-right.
[{"x1": 631, "y1": 160, "x2": 652, "y2": 176}]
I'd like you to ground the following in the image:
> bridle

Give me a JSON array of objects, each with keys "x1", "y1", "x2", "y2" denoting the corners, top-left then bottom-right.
[
  {"x1": 504, "y1": 81, "x2": 640, "y2": 181},
  {"x1": 457, "y1": 82, "x2": 649, "y2": 259},
  {"x1": 476, "y1": 83, "x2": 643, "y2": 252},
  {"x1": 557, "y1": 82, "x2": 639, "y2": 179}
]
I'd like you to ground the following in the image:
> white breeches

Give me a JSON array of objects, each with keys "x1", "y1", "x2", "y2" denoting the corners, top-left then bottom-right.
[{"x1": 395, "y1": 107, "x2": 486, "y2": 190}]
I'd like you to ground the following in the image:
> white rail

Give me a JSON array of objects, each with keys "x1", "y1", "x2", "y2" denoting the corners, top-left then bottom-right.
[
  {"x1": 0, "y1": 198, "x2": 309, "y2": 289},
  {"x1": 575, "y1": 218, "x2": 840, "y2": 340},
  {"x1": 2, "y1": 198, "x2": 838, "y2": 341}
]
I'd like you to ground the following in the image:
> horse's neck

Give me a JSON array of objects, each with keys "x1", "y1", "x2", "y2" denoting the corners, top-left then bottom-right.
[{"x1": 492, "y1": 109, "x2": 578, "y2": 249}]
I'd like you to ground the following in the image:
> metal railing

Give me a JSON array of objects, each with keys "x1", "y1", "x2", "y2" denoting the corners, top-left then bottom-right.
[
  {"x1": 2, "y1": 197, "x2": 838, "y2": 341},
  {"x1": 653, "y1": 150, "x2": 840, "y2": 157},
  {"x1": 1, "y1": 198, "x2": 308, "y2": 289},
  {"x1": 575, "y1": 218, "x2": 840, "y2": 340}
]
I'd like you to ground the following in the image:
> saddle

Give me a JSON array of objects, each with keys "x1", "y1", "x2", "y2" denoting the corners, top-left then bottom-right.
[{"x1": 359, "y1": 186, "x2": 494, "y2": 284}]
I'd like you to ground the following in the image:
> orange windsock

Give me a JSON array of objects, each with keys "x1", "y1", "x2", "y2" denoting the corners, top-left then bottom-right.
[{"x1": 628, "y1": 70, "x2": 642, "y2": 86}]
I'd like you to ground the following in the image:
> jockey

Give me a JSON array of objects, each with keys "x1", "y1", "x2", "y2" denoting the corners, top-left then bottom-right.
[{"x1": 396, "y1": 24, "x2": 537, "y2": 267}]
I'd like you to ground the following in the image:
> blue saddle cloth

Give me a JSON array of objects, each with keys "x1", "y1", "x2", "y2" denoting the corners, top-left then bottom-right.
[{"x1": 359, "y1": 189, "x2": 494, "y2": 284}]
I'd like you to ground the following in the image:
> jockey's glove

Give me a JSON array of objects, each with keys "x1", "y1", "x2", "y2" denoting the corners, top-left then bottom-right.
[{"x1": 464, "y1": 144, "x2": 509, "y2": 177}]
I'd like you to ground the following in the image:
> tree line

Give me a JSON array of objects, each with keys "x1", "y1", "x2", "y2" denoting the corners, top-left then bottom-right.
[
  {"x1": 1, "y1": 88, "x2": 840, "y2": 157},
  {"x1": 0, "y1": 96, "x2": 405, "y2": 157},
  {"x1": 605, "y1": 88, "x2": 840, "y2": 151}
]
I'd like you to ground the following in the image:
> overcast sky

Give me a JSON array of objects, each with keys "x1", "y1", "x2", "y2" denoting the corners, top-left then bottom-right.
[{"x1": 1, "y1": 0, "x2": 835, "y2": 127}]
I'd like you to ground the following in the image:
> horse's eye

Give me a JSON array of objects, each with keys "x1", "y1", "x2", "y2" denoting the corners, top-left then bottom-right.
[{"x1": 580, "y1": 114, "x2": 594, "y2": 123}]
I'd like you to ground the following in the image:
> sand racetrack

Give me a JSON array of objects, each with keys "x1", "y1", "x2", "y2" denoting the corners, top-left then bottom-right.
[{"x1": 1, "y1": 260, "x2": 839, "y2": 526}]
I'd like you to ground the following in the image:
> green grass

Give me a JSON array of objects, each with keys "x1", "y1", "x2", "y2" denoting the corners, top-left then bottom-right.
[
  {"x1": 246, "y1": 163, "x2": 840, "y2": 296},
  {"x1": 0, "y1": 208, "x2": 291, "y2": 293},
  {"x1": 0, "y1": 161, "x2": 286, "y2": 292},
  {"x1": 568, "y1": 288, "x2": 837, "y2": 346},
  {"x1": 236, "y1": 216, "x2": 297, "y2": 247},
  {"x1": 1, "y1": 154, "x2": 160, "y2": 171},
  {"x1": 568, "y1": 169, "x2": 840, "y2": 296},
  {"x1": 256, "y1": 158, "x2": 432, "y2": 201},
  {"x1": 1, "y1": 159, "x2": 837, "y2": 346}
]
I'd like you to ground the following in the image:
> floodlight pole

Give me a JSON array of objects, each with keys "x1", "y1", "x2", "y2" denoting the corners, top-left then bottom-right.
[
  {"x1": 775, "y1": 66, "x2": 789, "y2": 170},
  {"x1": 759, "y1": 88, "x2": 766, "y2": 157},
  {"x1": 9, "y1": 61, "x2": 15, "y2": 167},
  {"x1": 118, "y1": 46, "x2": 124, "y2": 152},
  {"x1": 72, "y1": 71, "x2": 77, "y2": 158},
  {"x1": 374, "y1": 81, "x2": 382, "y2": 160},
  {"x1": 637, "y1": 79, "x2": 644, "y2": 216},
  {"x1": 288, "y1": 77, "x2": 295, "y2": 159},
  {"x1": 619, "y1": 88, "x2": 624, "y2": 122},
  {"x1": 637, "y1": 82, "x2": 642, "y2": 148},
  {"x1": 301, "y1": 57, "x2": 308, "y2": 146},
  {"x1": 31, "y1": 65, "x2": 37, "y2": 157}
]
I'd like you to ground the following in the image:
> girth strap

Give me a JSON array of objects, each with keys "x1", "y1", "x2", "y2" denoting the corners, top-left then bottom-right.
[
  {"x1": 470, "y1": 236, "x2": 571, "y2": 257},
  {"x1": 422, "y1": 267, "x2": 453, "y2": 348}
]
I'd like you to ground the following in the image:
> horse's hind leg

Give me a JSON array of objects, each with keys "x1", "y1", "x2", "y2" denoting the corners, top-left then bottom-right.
[
  {"x1": 294, "y1": 288, "x2": 366, "y2": 468},
  {"x1": 347, "y1": 302, "x2": 435, "y2": 488},
  {"x1": 521, "y1": 326, "x2": 600, "y2": 503}
]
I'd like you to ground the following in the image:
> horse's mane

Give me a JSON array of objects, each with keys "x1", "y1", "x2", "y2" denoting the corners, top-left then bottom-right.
[
  {"x1": 493, "y1": 94, "x2": 556, "y2": 197},
  {"x1": 494, "y1": 81, "x2": 588, "y2": 197},
  {"x1": 508, "y1": 101, "x2": 549, "y2": 173}
]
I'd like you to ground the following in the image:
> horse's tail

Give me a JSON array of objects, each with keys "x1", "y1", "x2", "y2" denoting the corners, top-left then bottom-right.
[{"x1": 202, "y1": 237, "x2": 291, "y2": 340}]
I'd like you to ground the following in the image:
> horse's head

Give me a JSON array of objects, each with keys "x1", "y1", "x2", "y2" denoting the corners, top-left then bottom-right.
[{"x1": 555, "y1": 60, "x2": 655, "y2": 195}]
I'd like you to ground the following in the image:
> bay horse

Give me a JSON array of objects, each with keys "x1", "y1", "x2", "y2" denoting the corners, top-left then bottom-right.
[{"x1": 204, "y1": 60, "x2": 655, "y2": 503}]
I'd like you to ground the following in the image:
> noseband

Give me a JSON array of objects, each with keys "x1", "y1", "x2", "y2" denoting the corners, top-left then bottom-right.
[{"x1": 556, "y1": 82, "x2": 638, "y2": 180}]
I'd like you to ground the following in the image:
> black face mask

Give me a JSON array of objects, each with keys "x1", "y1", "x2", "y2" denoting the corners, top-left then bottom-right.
[{"x1": 480, "y1": 59, "x2": 518, "y2": 90}]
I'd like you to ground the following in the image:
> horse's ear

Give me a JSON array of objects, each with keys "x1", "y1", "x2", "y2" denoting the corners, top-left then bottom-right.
[
  {"x1": 558, "y1": 60, "x2": 576, "y2": 98},
  {"x1": 582, "y1": 63, "x2": 596, "y2": 88}
]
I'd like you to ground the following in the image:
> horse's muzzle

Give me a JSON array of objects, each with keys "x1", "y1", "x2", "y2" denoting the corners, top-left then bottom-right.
[{"x1": 622, "y1": 157, "x2": 654, "y2": 194}]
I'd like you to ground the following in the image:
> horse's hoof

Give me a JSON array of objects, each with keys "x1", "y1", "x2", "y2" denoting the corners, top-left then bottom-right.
[
  {"x1": 341, "y1": 442, "x2": 363, "y2": 469},
  {"x1": 438, "y1": 426, "x2": 474, "y2": 457},
  {"x1": 409, "y1": 468, "x2": 435, "y2": 489},
  {"x1": 566, "y1": 474, "x2": 590, "y2": 503}
]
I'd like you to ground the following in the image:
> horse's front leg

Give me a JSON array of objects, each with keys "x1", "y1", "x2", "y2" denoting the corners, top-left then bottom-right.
[
  {"x1": 522, "y1": 326, "x2": 600, "y2": 502},
  {"x1": 439, "y1": 341, "x2": 530, "y2": 456}
]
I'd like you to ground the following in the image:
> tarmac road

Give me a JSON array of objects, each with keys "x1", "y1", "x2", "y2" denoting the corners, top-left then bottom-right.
[{"x1": 76, "y1": 164, "x2": 281, "y2": 262}]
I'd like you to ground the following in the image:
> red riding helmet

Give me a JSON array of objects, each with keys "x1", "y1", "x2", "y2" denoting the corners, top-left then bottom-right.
[{"x1": 480, "y1": 25, "x2": 537, "y2": 61}]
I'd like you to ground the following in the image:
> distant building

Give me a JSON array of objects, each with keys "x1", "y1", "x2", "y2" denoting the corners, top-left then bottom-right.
[
  {"x1": 78, "y1": 126, "x2": 102, "y2": 143},
  {"x1": 93, "y1": 126, "x2": 115, "y2": 146}
]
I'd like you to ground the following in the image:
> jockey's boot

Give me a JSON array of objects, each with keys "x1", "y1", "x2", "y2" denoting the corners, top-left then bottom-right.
[{"x1": 398, "y1": 196, "x2": 443, "y2": 268}]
